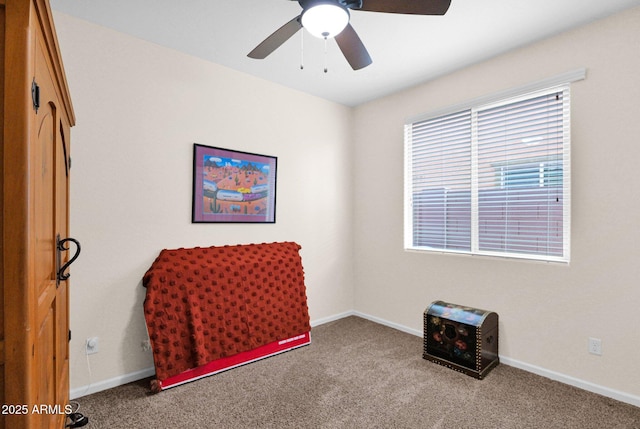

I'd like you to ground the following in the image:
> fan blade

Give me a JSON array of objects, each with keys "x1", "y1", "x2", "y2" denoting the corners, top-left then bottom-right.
[
  {"x1": 359, "y1": 0, "x2": 451, "y2": 15},
  {"x1": 334, "y1": 23, "x2": 372, "y2": 70},
  {"x1": 248, "y1": 15, "x2": 303, "y2": 59}
]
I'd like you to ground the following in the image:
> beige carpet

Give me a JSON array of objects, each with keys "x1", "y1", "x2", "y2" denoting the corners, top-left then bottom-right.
[{"x1": 71, "y1": 316, "x2": 640, "y2": 428}]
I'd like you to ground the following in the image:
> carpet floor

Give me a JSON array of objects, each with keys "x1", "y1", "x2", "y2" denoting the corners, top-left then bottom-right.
[{"x1": 71, "y1": 316, "x2": 640, "y2": 428}]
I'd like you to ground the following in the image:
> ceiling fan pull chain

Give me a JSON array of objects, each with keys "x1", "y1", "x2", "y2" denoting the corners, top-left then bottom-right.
[
  {"x1": 300, "y1": 29, "x2": 304, "y2": 70},
  {"x1": 324, "y1": 36, "x2": 328, "y2": 73}
]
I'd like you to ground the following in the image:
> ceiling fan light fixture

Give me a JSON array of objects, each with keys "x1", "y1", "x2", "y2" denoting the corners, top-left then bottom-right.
[{"x1": 301, "y1": 3, "x2": 350, "y2": 39}]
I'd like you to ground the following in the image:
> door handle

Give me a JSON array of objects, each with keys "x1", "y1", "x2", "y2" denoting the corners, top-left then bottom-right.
[{"x1": 56, "y1": 234, "x2": 81, "y2": 287}]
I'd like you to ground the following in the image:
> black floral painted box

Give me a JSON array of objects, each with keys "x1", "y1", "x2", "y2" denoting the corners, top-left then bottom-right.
[{"x1": 423, "y1": 301, "x2": 499, "y2": 379}]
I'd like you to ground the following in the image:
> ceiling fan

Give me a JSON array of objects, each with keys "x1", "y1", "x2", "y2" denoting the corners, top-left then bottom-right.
[{"x1": 247, "y1": 0, "x2": 452, "y2": 70}]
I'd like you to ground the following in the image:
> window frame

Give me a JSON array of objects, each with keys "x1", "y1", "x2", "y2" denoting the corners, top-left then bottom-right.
[{"x1": 404, "y1": 70, "x2": 586, "y2": 263}]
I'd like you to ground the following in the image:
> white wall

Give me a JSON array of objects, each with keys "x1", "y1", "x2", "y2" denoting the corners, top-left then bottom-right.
[
  {"x1": 53, "y1": 13, "x2": 355, "y2": 393},
  {"x1": 353, "y1": 6, "x2": 640, "y2": 402}
]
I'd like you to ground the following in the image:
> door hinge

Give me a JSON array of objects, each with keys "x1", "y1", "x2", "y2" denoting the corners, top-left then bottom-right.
[
  {"x1": 69, "y1": 330, "x2": 72, "y2": 342},
  {"x1": 32, "y1": 78, "x2": 40, "y2": 113}
]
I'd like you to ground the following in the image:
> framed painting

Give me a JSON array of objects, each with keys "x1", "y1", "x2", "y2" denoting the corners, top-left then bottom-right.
[{"x1": 192, "y1": 144, "x2": 277, "y2": 223}]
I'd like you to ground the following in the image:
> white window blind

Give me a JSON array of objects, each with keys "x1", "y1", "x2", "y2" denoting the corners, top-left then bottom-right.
[{"x1": 405, "y1": 86, "x2": 571, "y2": 262}]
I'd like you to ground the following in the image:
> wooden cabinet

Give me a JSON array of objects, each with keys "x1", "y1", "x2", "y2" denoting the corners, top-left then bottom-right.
[{"x1": 1, "y1": 0, "x2": 75, "y2": 427}]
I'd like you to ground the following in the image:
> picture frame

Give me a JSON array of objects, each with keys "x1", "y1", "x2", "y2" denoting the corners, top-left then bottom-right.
[{"x1": 192, "y1": 144, "x2": 277, "y2": 223}]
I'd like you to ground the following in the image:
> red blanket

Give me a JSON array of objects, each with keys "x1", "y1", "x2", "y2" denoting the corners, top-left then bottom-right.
[{"x1": 143, "y1": 242, "x2": 311, "y2": 386}]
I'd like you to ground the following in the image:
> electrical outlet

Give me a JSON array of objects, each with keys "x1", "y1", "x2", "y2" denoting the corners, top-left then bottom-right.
[
  {"x1": 141, "y1": 339, "x2": 151, "y2": 352},
  {"x1": 588, "y1": 337, "x2": 602, "y2": 356},
  {"x1": 86, "y1": 337, "x2": 99, "y2": 355}
]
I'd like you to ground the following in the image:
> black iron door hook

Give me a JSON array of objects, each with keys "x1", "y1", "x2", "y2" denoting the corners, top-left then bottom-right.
[{"x1": 56, "y1": 234, "x2": 81, "y2": 286}]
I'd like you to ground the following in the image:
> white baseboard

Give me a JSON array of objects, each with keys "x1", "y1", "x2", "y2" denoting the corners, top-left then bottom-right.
[
  {"x1": 70, "y1": 367, "x2": 155, "y2": 400},
  {"x1": 70, "y1": 311, "x2": 640, "y2": 408},
  {"x1": 351, "y1": 311, "x2": 423, "y2": 337},
  {"x1": 499, "y1": 356, "x2": 640, "y2": 408},
  {"x1": 350, "y1": 311, "x2": 640, "y2": 408},
  {"x1": 310, "y1": 311, "x2": 356, "y2": 327}
]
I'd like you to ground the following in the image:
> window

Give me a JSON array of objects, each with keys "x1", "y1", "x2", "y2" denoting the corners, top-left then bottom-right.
[{"x1": 404, "y1": 84, "x2": 573, "y2": 262}]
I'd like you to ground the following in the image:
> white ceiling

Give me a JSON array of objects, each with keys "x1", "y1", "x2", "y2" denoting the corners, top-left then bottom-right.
[{"x1": 50, "y1": 0, "x2": 640, "y2": 106}]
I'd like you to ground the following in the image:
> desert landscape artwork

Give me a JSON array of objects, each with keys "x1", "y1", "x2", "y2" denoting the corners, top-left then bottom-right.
[{"x1": 192, "y1": 144, "x2": 277, "y2": 223}]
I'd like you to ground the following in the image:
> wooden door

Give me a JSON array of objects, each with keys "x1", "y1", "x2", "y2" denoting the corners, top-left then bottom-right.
[
  {"x1": 2, "y1": 1, "x2": 74, "y2": 427},
  {"x1": 0, "y1": 2, "x2": 6, "y2": 422},
  {"x1": 31, "y1": 19, "x2": 72, "y2": 429}
]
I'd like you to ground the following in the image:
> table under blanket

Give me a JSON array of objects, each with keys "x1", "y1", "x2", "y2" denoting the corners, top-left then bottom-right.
[{"x1": 142, "y1": 242, "x2": 311, "y2": 391}]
